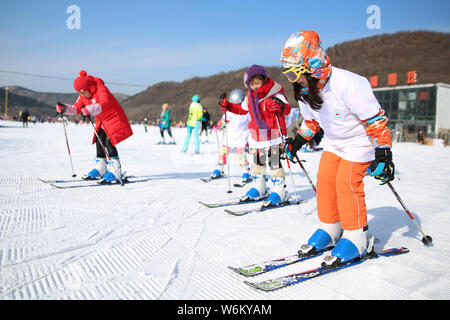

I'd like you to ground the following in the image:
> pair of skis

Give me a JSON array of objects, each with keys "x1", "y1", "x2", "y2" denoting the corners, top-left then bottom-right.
[
  {"x1": 229, "y1": 245, "x2": 409, "y2": 291},
  {"x1": 199, "y1": 196, "x2": 303, "y2": 216},
  {"x1": 38, "y1": 174, "x2": 152, "y2": 189}
]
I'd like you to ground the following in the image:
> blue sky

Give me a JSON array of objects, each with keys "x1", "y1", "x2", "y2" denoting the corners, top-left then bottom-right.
[{"x1": 0, "y1": 0, "x2": 449, "y2": 95}]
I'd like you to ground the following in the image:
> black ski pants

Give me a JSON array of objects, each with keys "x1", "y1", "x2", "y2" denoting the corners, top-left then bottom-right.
[{"x1": 96, "y1": 128, "x2": 118, "y2": 158}]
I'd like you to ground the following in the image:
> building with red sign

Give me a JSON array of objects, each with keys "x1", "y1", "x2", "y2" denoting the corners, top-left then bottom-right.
[{"x1": 372, "y1": 82, "x2": 450, "y2": 144}]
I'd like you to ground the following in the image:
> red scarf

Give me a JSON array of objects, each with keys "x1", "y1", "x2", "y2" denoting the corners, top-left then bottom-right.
[{"x1": 249, "y1": 78, "x2": 275, "y2": 99}]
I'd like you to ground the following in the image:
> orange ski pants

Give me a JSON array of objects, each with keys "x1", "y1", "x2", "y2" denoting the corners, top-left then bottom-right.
[{"x1": 316, "y1": 151, "x2": 371, "y2": 230}]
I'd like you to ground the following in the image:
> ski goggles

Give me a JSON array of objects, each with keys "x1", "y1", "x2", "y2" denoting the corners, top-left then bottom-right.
[{"x1": 282, "y1": 65, "x2": 311, "y2": 83}]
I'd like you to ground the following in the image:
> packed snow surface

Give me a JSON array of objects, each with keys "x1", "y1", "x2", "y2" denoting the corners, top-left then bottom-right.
[{"x1": 0, "y1": 120, "x2": 449, "y2": 300}]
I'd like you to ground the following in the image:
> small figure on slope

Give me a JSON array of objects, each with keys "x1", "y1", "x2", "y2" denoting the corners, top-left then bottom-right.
[
  {"x1": 182, "y1": 95, "x2": 203, "y2": 154},
  {"x1": 200, "y1": 107, "x2": 210, "y2": 143},
  {"x1": 56, "y1": 70, "x2": 133, "y2": 183},
  {"x1": 158, "y1": 103, "x2": 176, "y2": 145},
  {"x1": 417, "y1": 129, "x2": 425, "y2": 144},
  {"x1": 210, "y1": 89, "x2": 251, "y2": 184},
  {"x1": 220, "y1": 65, "x2": 291, "y2": 206},
  {"x1": 144, "y1": 117, "x2": 148, "y2": 133},
  {"x1": 21, "y1": 109, "x2": 30, "y2": 128},
  {"x1": 281, "y1": 30, "x2": 395, "y2": 267}
]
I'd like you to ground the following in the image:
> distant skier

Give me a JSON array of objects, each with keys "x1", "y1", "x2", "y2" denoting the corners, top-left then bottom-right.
[
  {"x1": 21, "y1": 109, "x2": 30, "y2": 128},
  {"x1": 200, "y1": 107, "x2": 210, "y2": 142},
  {"x1": 417, "y1": 129, "x2": 425, "y2": 144},
  {"x1": 144, "y1": 117, "x2": 148, "y2": 133},
  {"x1": 220, "y1": 65, "x2": 291, "y2": 206},
  {"x1": 210, "y1": 92, "x2": 251, "y2": 183},
  {"x1": 281, "y1": 30, "x2": 395, "y2": 267},
  {"x1": 56, "y1": 70, "x2": 133, "y2": 183},
  {"x1": 158, "y1": 103, "x2": 175, "y2": 144},
  {"x1": 182, "y1": 95, "x2": 203, "y2": 153}
]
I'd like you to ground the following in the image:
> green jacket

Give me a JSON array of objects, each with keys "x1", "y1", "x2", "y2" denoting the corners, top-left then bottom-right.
[
  {"x1": 160, "y1": 110, "x2": 171, "y2": 129},
  {"x1": 187, "y1": 102, "x2": 203, "y2": 127}
]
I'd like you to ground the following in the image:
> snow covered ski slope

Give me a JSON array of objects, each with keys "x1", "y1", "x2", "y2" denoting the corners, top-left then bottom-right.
[{"x1": 0, "y1": 120, "x2": 449, "y2": 300}]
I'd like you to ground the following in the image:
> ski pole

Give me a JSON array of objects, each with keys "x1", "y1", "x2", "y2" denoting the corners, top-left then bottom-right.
[
  {"x1": 58, "y1": 112, "x2": 77, "y2": 177},
  {"x1": 84, "y1": 114, "x2": 124, "y2": 186},
  {"x1": 224, "y1": 112, "x2": 232, "y2": 194},
  {"x1": 386, "y1": 181, "x2": 433, "y2": 246},
  {"x1": 84, "y1": 115, "x2": 111, "y2": 160},
  {"x1": 275, "y1": 114, "x2": 301, "y2": 207},
  {"x1": 215, "y1": 128, "x2": 220, "y2": 154},
  {"x1": 295, "y1": 155, "x2": 317, "y2": 194}
]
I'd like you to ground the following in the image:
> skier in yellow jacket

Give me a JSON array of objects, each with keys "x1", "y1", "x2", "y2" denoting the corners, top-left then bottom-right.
[{"x1": 182, "y1": 94, "x2": 203, "y2": 153}]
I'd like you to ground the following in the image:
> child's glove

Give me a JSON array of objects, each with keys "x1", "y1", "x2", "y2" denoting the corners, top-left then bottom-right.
[
  {"x1": 284, "y1": 135, "x2": 307, "y2": 161},
  {"x1": 267, "y1": 96, "x2": 286, "y2": 114},
  {"x1": 368, "y1": 147, "x2": 395, "y2": 184},
  {"x1": 80, "y1": 105, "x2": 90, "y2": 117},
  {"x1": 56, "y1": 102, "x2": 66, "y2": 114},
  {"x1": 219, "y1": 93, "x2": 231, "y2": 112}
]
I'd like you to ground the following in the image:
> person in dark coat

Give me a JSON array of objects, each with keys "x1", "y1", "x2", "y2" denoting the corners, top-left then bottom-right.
[{"x1": 21, "y1": 110, "x2": 30, "y2": 127}]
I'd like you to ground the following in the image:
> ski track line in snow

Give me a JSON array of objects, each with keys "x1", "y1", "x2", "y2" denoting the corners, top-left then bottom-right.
[
  {"x1": 170, "y1": 209, "x2": 216, "y2": 298},
  {"x1": 156, "y1": 258, "x2": 182, "y2": 299}
]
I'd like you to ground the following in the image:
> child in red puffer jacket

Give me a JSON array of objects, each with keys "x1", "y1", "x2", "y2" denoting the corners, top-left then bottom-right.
[
  {"x1": 56, "y1": 70, "x2": 133, "y2": 184},
  {"x1": 220, "y1": 65, "x2": 291, "y2": 206}
]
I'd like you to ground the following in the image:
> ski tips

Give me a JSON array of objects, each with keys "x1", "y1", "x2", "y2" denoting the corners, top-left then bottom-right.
[
  {"x1": 224, "y1": 209, "x2": 238, "y2": 215},
  {"x1": 228, "y1": 265, "x2": 264, "y2": 277},
  {"x1": 199, "y1": 201, "x2": 209, "y2": 207},
  {"x1": 198, "y1": 201, "x2": 219, "y2": 208},
  {"x1": 243, "y1": 280, "x2": 279, "y2": 292},
  {"x1": 243, "y1": 280, "x2": 260, "y2": 290},
  {"x1": 227, "y1": 266, "x2": 245, "y2": 276}
]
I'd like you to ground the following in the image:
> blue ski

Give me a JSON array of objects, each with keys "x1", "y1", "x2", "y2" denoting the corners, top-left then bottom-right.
[
  {"x1": 38, "y1": 177, "x2": 87, "y2": 184},
  {"x1": 225, "y1": 199, "x2": 304, "y2": 216},
  {"x1": 244, "y1": 247, "x2": 409, "y2": 291},
  {"x1": 38, "y1": 173, "x2": 134, "y2": 185},
  {"x1": 199, "y1": 196, "x2": 267, "y2": 208},
  {"x1": 46, "y1": 176, "x2": 151, "y2": 189},
  {"x1": 228, "y1": 247, "x2": 332, "y2": 277}
]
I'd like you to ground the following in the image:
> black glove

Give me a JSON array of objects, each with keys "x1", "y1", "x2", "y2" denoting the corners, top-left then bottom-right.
[
  {"x1": 368, "y1": 147, "x2": 395, "y2": 184},
  {"x1": 284, "y1": 135, "x2": 308, "y2": 161}
]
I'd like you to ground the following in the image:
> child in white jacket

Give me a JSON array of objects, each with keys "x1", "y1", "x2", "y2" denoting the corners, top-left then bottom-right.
[
  {"x1": 210, "y1": 110, "x2": 251, "y2": 183},
  {"x1": 281, "y1": 30, "x2": 395, "y2": 267}
]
